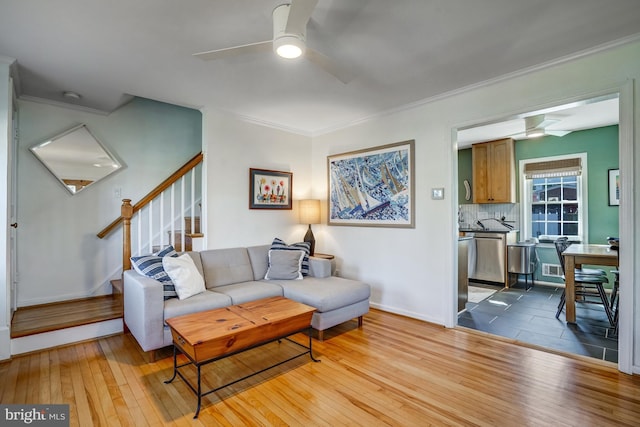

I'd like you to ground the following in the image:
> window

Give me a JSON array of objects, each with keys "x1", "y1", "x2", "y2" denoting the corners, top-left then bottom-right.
[{"x1": 520, "y1": 154, "x2": 588, "y2": 242}]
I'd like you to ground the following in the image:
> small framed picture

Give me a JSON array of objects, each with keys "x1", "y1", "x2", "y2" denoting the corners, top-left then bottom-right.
[
  {"x1": 249, "y1": 168, "x2": 293, "y2": 209},
  {"x1": 608, "y1": 168, "x2": 620, "y2": 206}
]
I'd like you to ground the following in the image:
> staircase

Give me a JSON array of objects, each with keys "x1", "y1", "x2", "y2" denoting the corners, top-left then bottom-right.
[{"x1": 10, "y1": 153, "x2": 204, "y2": 355}]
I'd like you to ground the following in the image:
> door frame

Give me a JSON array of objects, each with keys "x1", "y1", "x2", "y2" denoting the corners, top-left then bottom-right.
[{"x1": 450, "y1": 82, "x2": 634, "y2": 374}]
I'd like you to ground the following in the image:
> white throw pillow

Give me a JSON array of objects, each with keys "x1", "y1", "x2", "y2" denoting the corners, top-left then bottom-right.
[{"x1": 162, "y1": 254, "x2": 206, "y2": 300}]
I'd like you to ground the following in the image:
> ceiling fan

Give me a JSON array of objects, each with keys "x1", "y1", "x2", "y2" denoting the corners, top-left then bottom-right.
[
  {"x1": 512, "y1": 114, "x2": 572, "y2": 139},
  {"x1": 193, "y1": 0, "x2": 354, "y2": 83}
]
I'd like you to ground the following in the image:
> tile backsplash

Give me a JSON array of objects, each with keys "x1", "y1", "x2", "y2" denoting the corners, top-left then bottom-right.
[{"x1": 458, "y1": 203, "x2": 520, "y2": 230}]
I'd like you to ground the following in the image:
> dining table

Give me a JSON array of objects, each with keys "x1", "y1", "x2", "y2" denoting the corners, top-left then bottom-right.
[{"x1": 562, "y1": 244, "x2": 619, "y2": 323}]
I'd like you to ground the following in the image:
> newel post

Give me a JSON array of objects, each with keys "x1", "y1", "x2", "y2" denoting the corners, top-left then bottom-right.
[{"x1": 122, "y1": 199, "x2": 133, "y2": 272}]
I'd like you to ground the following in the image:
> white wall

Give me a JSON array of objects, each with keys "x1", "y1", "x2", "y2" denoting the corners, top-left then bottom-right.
[
  {"x1": 17, "y1": 98, "x2": 201, "y2": 306},
  {"x1": 308, "y1": 41, "x2": 639, "y2": 371},
  {"x1": 202, "y1": 109, "x2": 312, "y2": 249}
]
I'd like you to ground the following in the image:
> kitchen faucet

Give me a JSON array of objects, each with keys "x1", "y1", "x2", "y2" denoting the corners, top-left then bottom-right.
[{"x1": 477, "y1": 218, "x2": 514, "y2": 230}]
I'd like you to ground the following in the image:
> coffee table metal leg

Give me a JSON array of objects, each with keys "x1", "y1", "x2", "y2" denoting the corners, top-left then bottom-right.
[
  {"x1": 309, "y1": 328, "x2": 320, "y2": 363},
  {"x1": 194, "y1": 364, "x2": 202, "y2": 419},
  {"x1": 164, "y1": 345, "x2": 178, "y2": 384}
]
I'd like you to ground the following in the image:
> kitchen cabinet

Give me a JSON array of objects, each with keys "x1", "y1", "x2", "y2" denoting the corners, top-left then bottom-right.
[{"x1": 472, "y1": 138, "x2": 515, "y2": 203}]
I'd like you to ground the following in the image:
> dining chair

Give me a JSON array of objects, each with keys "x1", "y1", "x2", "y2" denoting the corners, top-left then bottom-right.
[
  {"x1": 610, "y1": 269, "x2": 620, "y2": 336},
  {"x1": 554, "y1": 238, "x2": 615, "y2": 326}
]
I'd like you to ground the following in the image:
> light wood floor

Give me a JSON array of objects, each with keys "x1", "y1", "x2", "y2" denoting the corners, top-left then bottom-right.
[{"x1": 2, "y1": 309, "x2": 639, "y2": 426}]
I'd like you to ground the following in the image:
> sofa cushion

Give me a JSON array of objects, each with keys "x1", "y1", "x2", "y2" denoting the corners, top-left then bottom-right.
[
  {"x1": 247, "y1": 244, "x2": 270, "y2": 280},
  {"x1": 274, "y1": 276, "x2": 371, "y2": 313},
  {"x1": 212, "y1": 281, "x2": 283, "y2": 305},
  {"x1": 265, "y1": 250, "x2": 305, "y2": 280},
  {"x1": 200, "y1": 248, "x2": 254, "y2": 288},
  {"x1": 270, "y1": 238, "x2": 310, "y2": 276},
  {"x1": 163, "y1": 254, "x2": 206, "y2": 300},
  {"x1": 163, "y1": 290, "x2": 232, "y2": 322}
]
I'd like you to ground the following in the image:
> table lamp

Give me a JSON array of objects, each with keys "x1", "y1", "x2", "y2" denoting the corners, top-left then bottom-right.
[{"x1": 299, "y1": 199, "x2": 321, "y2": 255}]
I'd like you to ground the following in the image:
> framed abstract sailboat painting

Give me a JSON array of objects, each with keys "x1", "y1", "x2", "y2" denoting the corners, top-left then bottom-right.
[{"x1": 327, "y1": 140, "x2": 415, "y2": 228}]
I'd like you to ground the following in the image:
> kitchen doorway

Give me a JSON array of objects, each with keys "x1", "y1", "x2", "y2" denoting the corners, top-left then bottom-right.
[{"x1": 453, "y1": 93, "x2": 625, "y2": 365}]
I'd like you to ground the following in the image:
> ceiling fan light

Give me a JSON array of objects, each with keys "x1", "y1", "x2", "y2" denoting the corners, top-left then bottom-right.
[
  {"x1": 274, "y1": 35, "x2": 305, "y2": 59},
  {"x1": 526, "y1": 128, "x2": 545, "y2": 138}
]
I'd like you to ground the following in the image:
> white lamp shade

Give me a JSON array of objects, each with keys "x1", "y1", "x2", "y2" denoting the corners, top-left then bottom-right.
[{"x1": 299, "y1": 199, "x2": 321, "y2": 224}]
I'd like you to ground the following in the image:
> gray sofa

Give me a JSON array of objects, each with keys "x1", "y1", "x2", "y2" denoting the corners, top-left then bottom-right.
[{"x1": 123, "y1": 244, "x2": 370, "y2": 354}]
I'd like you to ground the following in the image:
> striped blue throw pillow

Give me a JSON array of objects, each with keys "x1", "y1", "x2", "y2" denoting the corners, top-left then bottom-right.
[
  {"x1": 131, "y1": 246, "x2": 179, "y2": 300},
  {"x1": 155, "y1": 245, "x2": 178, "y2": 257},
  {"x1": 270, "y1": 238, "x2": 311, "y2": 276}
]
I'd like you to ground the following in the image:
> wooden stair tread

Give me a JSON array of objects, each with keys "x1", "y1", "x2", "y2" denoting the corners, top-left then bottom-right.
[{"x1": 11, "y1": 295, "x2": 123, "y2": 338}]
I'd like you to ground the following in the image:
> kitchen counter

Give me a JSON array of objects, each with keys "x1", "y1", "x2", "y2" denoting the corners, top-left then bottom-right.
[{"x1": 459, "y1": 228, "x2": 518, "y2": 234}]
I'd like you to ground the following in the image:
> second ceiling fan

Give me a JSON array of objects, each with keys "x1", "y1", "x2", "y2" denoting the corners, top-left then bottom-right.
[{"x1": 193, "y1": 0, "x2": 354, "y2": 83}]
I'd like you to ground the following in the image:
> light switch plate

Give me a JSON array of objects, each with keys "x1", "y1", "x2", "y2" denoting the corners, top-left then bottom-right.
[{"x1": 431, "y1": 187, "x2": 444, "y2": 200}]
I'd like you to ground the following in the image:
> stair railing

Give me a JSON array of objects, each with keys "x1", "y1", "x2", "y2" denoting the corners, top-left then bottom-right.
[{"x1": 97, "y1": 152, "x2": 204, "y2": 272}]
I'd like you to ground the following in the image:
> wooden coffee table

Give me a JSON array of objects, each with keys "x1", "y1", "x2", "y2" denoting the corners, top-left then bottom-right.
[{"x1": 164, "y1": 296, "x2": 319, "y2": 418}]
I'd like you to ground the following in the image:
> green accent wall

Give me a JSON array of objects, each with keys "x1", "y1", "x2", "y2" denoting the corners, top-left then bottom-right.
[
  {"x1": 515, "y1": 125, "x2": 619, "y2": 244},
  {"x1": 458, "y1": 148, "x2": 473, "y2": 205}
]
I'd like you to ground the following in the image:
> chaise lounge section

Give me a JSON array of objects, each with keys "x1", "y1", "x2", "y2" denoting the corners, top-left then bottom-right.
[{"x1": 124, "y1": 244, "x2": 370, "y2": 355}]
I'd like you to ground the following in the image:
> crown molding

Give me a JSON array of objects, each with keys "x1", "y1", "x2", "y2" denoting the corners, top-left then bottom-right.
[{"x1": 18, "y1": 95, "x2": 111, "y2": 116}]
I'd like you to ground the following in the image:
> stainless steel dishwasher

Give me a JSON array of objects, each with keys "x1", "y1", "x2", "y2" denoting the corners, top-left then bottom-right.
[{"x1": 468, "y1": 232, "x2": 507, "y2": 284}]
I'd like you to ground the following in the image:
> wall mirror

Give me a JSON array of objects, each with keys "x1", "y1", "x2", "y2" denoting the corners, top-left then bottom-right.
[{"x1": 30, "y1": 124, "x2": 123, "y2": 195}]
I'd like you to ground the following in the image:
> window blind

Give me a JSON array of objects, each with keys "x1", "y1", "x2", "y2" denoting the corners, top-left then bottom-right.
[{"x1": 524, "y1": 158, "x2": 581, "y2": 178}]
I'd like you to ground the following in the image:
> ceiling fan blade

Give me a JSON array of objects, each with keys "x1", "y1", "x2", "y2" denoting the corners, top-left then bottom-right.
[
  {"x1": 306, "y1": 48, "x2": 354, "y2": 84},
  {"x1": 194, "y1": 41, "x2": 272, "y2": 60},
  {"x1": 546, "y1": 130, "x2": 572, "y2": 137},
  {"x1": 285, "y1": 0, "x2": 319, "y2": 36}
]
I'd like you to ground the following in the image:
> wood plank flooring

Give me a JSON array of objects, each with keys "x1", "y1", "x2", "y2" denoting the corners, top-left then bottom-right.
[
  {"x1": 10, "y1": 295, "x2": 122, "y2": 338},
  {"x1": 2, "y1": 309, "x2": 640, "y2": 426}
]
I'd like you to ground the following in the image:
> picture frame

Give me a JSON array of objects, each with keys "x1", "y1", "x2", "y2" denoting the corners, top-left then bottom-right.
[
  {"x1": 249, "y1": 168, "x2": 293, "y2": 209},
  {"x1": 327, "y1": 140, "x2": 415, "y2": 228},
  {"x1": 608, "y1": 168, "x2": 620, "y2": 206}
]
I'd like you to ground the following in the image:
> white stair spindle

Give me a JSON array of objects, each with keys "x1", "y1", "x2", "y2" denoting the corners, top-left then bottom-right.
[
  {"x1": 136, "y1": 211, "x2": 142, "y2": 256},
  {"x1": 170, "y1": 183, "x2": 175, "y2": 249},
  {"x1": 148, "y1": 200, "x2": 153, "y2": 254},
  {"x1": 191, "y1": 168, "x2": 196, "y2": 234},
  {"x1": 160, "y1": 192, "x2": 165, "y2": 249},
  {"x1": 180, "y1": 176, "x2": 185, "y2": 251}
]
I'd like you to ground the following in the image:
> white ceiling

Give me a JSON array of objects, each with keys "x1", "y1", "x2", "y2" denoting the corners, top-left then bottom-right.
[
  {"x1": 457, "y1": 96, "x2": 620, "y2": 148},
  {"x1": 1, "y1": 0, "x2": 639, "y2": 136}
]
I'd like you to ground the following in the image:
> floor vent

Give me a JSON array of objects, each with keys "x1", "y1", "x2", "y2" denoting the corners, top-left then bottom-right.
[{"x1": 542, "y1": 263, "x2": 562, "y2": 277}]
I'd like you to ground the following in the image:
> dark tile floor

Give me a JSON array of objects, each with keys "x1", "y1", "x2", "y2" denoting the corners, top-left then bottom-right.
[{"x1": 458, "y1": 281, "x2": 618, "y2": 363}]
